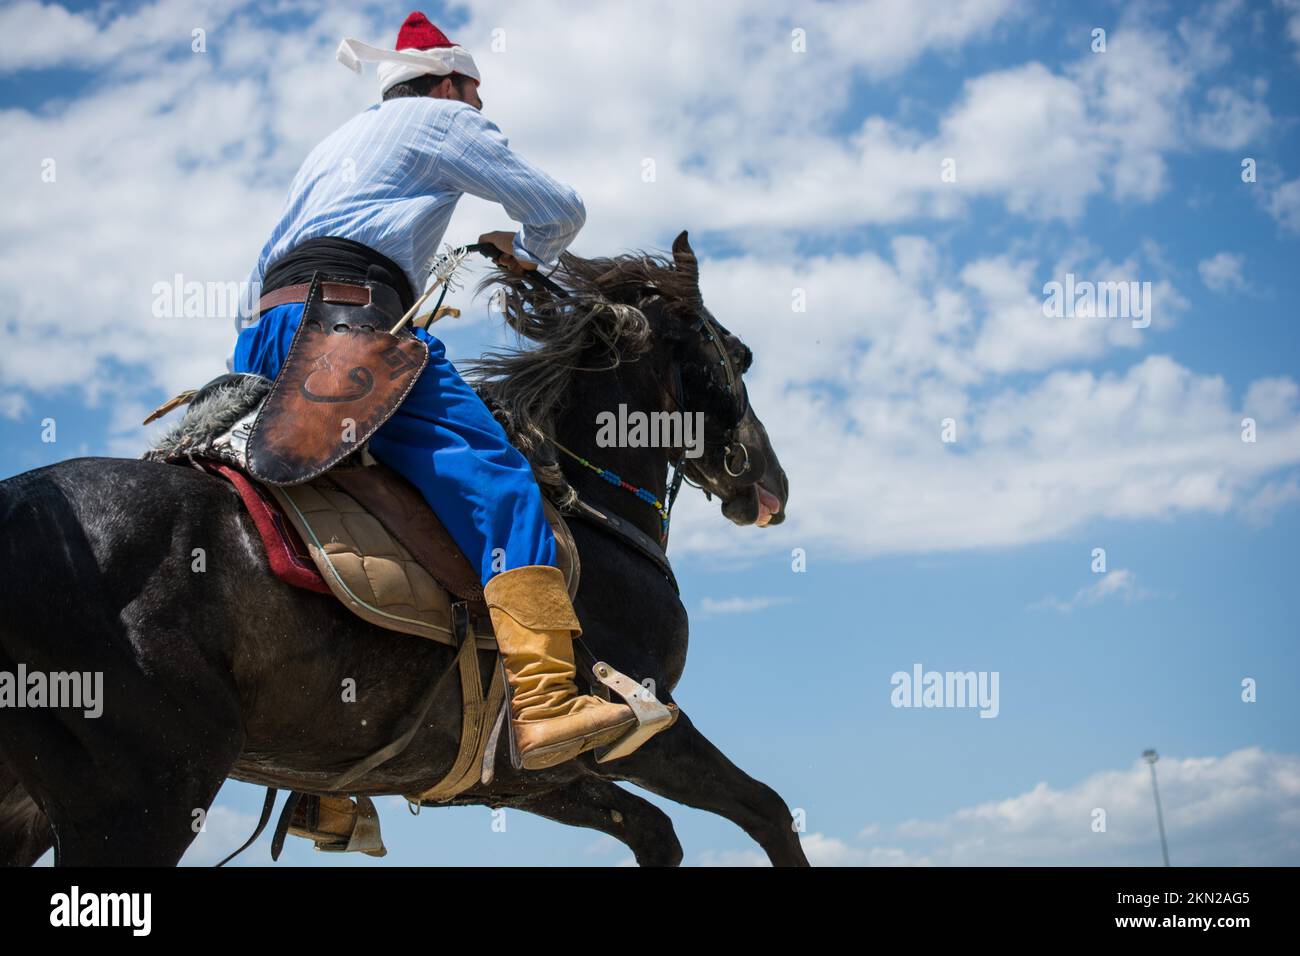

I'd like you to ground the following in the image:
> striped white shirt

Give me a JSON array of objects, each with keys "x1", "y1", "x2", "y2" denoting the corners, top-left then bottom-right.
[{"x1": 243, "y1": 96, "x2": 585, "y2": 318}]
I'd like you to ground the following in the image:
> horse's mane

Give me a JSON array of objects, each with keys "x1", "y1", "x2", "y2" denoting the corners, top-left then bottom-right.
[{"x1": 465, "y1": 250, "x2": 699, "y2": 503}]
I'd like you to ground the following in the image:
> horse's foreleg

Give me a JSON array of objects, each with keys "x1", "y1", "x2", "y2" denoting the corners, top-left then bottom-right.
[
  {"x1": 512, "y1": 775, "x2": 683, "y2": 867},
  {"x1": 598, "y1": 711, "x2": 810, "y2": 867}
]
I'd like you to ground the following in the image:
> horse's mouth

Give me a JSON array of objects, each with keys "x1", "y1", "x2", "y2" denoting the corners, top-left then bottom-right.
[
  {"x1": 755, "y1": 484, "x2": 783, "y2": 527},
  {"x1": 723, "y1": 482, "x2": 785, "y2": 527}
]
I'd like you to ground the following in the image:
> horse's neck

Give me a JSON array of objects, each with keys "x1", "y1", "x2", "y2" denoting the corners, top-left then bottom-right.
[{"x1": 555, "y1": 366, "x2": 668, "y2": 543}]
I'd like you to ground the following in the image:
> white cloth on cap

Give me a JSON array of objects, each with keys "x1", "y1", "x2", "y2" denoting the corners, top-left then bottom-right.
[{"x1": 336, "y1": 37, "x2": 481, "y2": 93}]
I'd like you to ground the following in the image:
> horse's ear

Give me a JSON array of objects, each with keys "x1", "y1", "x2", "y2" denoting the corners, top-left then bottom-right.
[{"x1": 671, "y1": 230, "x2": 697, "y2": 283}]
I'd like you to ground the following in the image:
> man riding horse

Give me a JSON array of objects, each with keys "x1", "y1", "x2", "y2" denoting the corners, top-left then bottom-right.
[{"x1": 232, "y1": 11, "x2": 666, "y2": 771}]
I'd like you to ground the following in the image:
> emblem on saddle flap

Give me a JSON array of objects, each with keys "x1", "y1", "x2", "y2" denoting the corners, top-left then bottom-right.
[{"x1": 246, "y1": 274, "x2": 428, "y2": 486}]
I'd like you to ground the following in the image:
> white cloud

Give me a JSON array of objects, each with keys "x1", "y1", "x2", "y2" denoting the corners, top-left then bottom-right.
[
  {"x1": 1068, "y1": 23, "x2": 1191, "y2": 203},
  {"x1": 1243, "y1": 376, "x2": 1300, "y2": 423},
  {"x1": 0, "y1": 392, "x2": 28, "y2": 421},
  {"x1": 817, "y1": 0, "x2": 1019, "y2": 81},
  {"x1": 1239, "y1": 472, "x2": 1300, "y2": 526},
  {"x1": 1198, "y1": 252, "x2": 1248, "y2": 292},
  {"x1": 0, "y1": 1, "x2": 108, "y2": 72},
  {"x1": 1031, "y1": 568, "x2": 1154, "y2": 613},
  {"x1": 1278, "y1": 0, "x2": 1300, "y2": 63},
  {"x1": 968, "y1": 250, "x2": 1177, "y2": 375},
  {"x1": 799, "y1": 832, "x2": 870, "y2": 866},
  {"x1": 1265, "y1": 177, "x2": 1300, "y2": 233},
  {"x1": 1190, "y1": 86, "x2": 1272, "y2": 149},
  {"x1": 934, "y1": 63, "x2": 1107, "y2": 220},
  {"x1": 828, "y1": 748, "x2": 1300, "y2": 866}
]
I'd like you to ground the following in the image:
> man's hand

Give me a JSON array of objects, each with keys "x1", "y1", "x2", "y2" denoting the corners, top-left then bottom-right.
[{"x1": 478, "y1": 231, "x2": 538, "y2": 272}]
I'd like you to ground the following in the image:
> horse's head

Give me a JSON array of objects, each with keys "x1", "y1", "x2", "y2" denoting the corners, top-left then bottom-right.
[
  {"x1": 470, "y1": 230, "x2": 788, "y2": 530},
  {"x1": 653, "y1": 231, "x2": 788, "y2": 527}
]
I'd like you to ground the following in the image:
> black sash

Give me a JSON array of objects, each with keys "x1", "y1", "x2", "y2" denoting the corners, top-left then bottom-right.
[{"x1": 262, "y1": 237, "x2": 416, "y2": 313}]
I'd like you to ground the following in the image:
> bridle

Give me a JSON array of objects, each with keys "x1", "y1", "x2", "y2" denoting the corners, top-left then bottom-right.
[
  {"x1": 468, "y1": 243, "x2": 754, "y2": 545},
  {"x1": 669, "y1": 303, "x2": 752, "y2": 476},
  {"x1": 652, "y1": 297, "x2": 758, "y2": 544}
]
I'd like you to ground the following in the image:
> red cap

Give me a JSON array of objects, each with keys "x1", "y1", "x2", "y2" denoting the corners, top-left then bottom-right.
[{"x1": 396, "y1": 11, "x2": 456, "y2": 51}]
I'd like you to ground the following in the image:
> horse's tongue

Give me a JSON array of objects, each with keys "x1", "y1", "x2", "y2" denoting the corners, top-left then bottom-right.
[{"x1": 756, "y1": 485, "x2": 781, "y2": 527}]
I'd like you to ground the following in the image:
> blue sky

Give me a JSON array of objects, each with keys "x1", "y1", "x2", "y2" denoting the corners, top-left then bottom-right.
[{"x1": 2, "y1": 0, "x2": 1298, "y2": 865}]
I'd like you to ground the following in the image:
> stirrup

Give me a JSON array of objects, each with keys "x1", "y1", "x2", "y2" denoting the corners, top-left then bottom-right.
[
  {"x1": 589, "y1": 661, "x2": 677, "y2": 763},
  {"x1": 287, "y1": 794, "x2": 388, "y2": 857}
]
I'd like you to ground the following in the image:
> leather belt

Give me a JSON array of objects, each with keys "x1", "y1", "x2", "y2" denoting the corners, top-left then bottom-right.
[
  {"x1": 258, "y1": 279, "x2": 406, "y2": 325},
  {"x1": 258, "y1": 281, "x2": 372, "y2": 312}
]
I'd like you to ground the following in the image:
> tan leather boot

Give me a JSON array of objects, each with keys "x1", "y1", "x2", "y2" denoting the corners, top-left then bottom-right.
[{"x1": 483, "y1": 565, "x2": 640, "y2": 770}]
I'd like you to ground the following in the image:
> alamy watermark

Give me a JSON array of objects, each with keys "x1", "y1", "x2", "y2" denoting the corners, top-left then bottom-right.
[
  {"x1": 151, "y1": 273, "x2": 262, "y2": 321},
  {"x1": 890, "y1": 663, "x2": 999, "y2": 718},
  {"x1": 50, "y1": 886, "x2": 150, "y2": 935},
  {"x1": 0, "y1": 664, "x2": 102, "y2": 718},
  {"x1": 595, "y1": 403, "x2": 705, "y2": 459},
  {"x1": 1043, "y1": 273, "x2": 1152, "y2": 328}
]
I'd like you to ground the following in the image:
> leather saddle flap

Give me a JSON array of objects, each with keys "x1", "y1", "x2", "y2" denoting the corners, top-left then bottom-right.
[
  {"x1": 327, "y1": 462, "x2": 484, "y2": 602},
  {"x1": 327, "y1": 462, "x2": 580, "y2": 605},
  {"x1": 266, "y1": 465, "x2": 579, "y2": 647},
  {"x1": 246, "y1": 275, "x2": 428, "y2": 486},
  {"x1": 268, "y1": 478, "x2": 465, "y2": 645}
]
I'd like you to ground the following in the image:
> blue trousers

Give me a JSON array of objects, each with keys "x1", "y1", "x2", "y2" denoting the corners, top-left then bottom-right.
[{"x1": 232, "y1": 303, "x2": 556, "y2": 584}]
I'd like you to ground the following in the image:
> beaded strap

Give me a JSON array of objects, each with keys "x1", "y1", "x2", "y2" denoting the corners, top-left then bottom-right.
[{"x1": 550, "y1": 439, "x2": 670, "y2": 540}]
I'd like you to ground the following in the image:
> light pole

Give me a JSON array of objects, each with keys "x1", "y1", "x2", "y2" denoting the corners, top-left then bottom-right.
[{"x1": 1143, "y1": 749, "x2": 1170, "y2": 867}]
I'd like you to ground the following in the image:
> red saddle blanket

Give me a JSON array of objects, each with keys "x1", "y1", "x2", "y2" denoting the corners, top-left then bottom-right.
[
  {"x1": 198, "y1": 459, "x2": 489, "y2": 604},
  {"x1": 206, "y1": 462, "x2": 330, "y2": 595}
]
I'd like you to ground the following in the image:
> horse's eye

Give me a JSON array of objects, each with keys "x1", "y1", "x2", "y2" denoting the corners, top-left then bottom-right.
[{"x1": 737, "y1": 345, "x2": 753, "y2": 373}]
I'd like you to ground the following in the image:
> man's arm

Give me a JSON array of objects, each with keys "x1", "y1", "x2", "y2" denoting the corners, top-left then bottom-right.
[{"x1": 436, "y1": 105, "x2": 586, "y2": 270}]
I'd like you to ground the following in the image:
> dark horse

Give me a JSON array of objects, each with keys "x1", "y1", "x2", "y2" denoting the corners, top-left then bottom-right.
[{"x1": 0, "y1": 232, "x2": 806, "y2": 866}]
